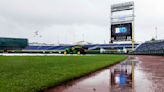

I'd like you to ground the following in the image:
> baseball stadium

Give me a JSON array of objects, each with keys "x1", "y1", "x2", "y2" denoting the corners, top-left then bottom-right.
[{"x1": 0, "y1": 1, "x2": 164, "y2": 92}]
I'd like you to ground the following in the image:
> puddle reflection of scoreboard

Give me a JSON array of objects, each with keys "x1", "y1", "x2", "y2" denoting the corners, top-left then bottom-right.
[
  {"x1": 111, "y1": 23, "x2": 132, "y2": 41},
  {"x1": 110, "y1": 64, "x2": 132, "y2": 88}
]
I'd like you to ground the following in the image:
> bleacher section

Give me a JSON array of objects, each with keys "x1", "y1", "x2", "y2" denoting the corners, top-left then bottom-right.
[
  {"x1": 134, "y1": 40, "x2": 164, "y2": 55},
  {"x1": 25, "y1": 45, "x2": 74, "y2": 50},
  {"x1": 24, "y1": 44, "x2": 139, "y2": 51}
]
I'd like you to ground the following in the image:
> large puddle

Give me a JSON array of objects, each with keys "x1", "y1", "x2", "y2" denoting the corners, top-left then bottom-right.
[{"x1": 45, "y1": 56, "x2": 164, "y2": 92}]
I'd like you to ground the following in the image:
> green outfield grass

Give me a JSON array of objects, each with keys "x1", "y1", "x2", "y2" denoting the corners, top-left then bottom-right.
[{"x1": 0, "y1": 55, "x2": 127, "y2": 92}]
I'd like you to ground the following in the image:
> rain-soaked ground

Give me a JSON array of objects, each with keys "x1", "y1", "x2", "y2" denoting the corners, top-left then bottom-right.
[{"x1": 45, "y1": 55, "x2": 164, "y2": 92}]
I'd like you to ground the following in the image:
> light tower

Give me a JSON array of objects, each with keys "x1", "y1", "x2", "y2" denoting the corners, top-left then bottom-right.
[{"x1": 155, "y1": 27, "x2": 158, "y2": 40}]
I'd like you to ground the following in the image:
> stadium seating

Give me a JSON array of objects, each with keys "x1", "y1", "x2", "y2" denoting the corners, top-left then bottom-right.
[
  {"x1": 24, "y1": 46, "x2": 72, "y2": 50},
  {"x1": 24, "y1": 44, "x2": 139, "y2": 51},
  {"x1": 134, "y1": 40, "x2": 164, "y2": 54}
]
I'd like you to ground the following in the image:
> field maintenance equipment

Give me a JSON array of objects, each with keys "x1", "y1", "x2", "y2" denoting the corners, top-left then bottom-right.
[{"x1": 65, "y1": 45, "x2": 85, "y2": 54}]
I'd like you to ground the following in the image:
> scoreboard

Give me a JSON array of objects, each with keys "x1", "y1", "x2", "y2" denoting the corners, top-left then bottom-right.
[{"x1": 111, "y1": 23, "x2": 132, "y2": 41}]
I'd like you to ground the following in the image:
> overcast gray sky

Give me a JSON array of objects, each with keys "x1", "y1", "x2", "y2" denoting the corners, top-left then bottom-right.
[{"x1": 0, "y1": 0, "x2": 164, "y2": 44}]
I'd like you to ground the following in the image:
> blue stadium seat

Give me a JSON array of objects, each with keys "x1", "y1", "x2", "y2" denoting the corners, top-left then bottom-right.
[
  {"x1": 134, "y1": 40, "x2": 164, "y2": 54},
  {"x1": 24, "y1": 43, "x2": 139, "y2": 51}
]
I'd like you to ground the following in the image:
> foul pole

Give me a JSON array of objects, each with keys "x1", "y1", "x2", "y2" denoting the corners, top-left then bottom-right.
[{"x1": 132, "y1": 4, "x2": 135, "y2": 51}]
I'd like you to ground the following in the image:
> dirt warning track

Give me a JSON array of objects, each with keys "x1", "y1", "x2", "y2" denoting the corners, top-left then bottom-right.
[{"x1": 136, "y1": 55, "x2": 164, "y2": 92}]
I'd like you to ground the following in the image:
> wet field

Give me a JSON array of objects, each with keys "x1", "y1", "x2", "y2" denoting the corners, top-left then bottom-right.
[{"x1": 45, "y1": 55, "x2": 164, "y2": 92}]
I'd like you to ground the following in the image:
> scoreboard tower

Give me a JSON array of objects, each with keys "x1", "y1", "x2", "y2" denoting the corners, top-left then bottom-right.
[{"x1": 110, "y1": 1, "x2": 135, "y2": 50}]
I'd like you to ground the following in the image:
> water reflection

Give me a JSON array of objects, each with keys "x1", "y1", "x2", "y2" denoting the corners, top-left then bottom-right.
[
  {"x1": 46, "y1": 58, "x2": 136, "y2": 92},
  {"x1": 45, "y1": 56, "x2": 164, "y2": 92},
  {"x1": 46, "y1": 57, "x2": 149, "y2": 92},
  {"x1": 110, "y1": 61, "x2": 133, "y2": 92}
]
